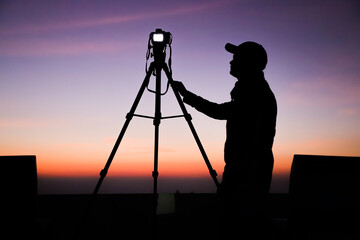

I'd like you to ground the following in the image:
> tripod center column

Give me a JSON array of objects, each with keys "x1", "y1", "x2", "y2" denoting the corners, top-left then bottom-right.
[{"x1": 152, "y1": 63, "x2": 163, "y2": 206}]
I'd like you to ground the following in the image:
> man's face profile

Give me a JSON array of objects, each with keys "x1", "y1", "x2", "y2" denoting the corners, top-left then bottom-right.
[{"x1": 230, "y1": 54, "x2": 245, "y2": 78}]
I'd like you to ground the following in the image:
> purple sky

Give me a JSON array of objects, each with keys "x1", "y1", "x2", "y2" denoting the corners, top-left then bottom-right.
[{"x1": 1, "y1": 0, "x2": 360, "y2": 194}]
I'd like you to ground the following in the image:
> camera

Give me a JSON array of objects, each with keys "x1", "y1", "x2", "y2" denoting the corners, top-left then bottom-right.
[
  {"x1": 150, "y1": 28, "x2": 172, "y2": 45},
  {"x1": 146, "y1": 28, "x2": 173, "y2": 75}
]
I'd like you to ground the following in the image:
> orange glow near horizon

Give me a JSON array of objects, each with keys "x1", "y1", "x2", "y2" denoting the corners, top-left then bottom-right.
[
  {"x1": 35, "y1": 150, "x2": 293, "y2": 178},
  {"x1": 4, "y1": 129, "x2": 359, "y2": 180}
]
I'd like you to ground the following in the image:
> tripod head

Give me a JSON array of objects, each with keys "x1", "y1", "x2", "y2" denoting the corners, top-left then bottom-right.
[
  {"x1": 146, "y1": 28, "x2": 173, "y2": 75},
  {"x1": 146, "y1": 28, "x2": 173, "y2": 95},
  {"x1": 149, "y1": 29, "x2": 172, "y2": 63}
]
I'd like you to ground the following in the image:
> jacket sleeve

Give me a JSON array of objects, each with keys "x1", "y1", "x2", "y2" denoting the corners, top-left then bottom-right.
[{"x1": 183, "y1": 91, "x2": 232, "y2": 120}]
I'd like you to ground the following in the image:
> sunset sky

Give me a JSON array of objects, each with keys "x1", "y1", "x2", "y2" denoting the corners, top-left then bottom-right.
[{"x1": 1, "y1": 0, "x2": 359, "y2": 194}]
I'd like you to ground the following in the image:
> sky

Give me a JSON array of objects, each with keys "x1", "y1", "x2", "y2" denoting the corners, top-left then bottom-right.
[{"x1": 1, "y1": 0, "x2": 360, "y2": 194}]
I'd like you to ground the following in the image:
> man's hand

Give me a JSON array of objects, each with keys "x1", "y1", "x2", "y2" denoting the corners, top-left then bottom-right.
[{"x1": 172, "y1": 81, "x2": 188, "y2": 97}]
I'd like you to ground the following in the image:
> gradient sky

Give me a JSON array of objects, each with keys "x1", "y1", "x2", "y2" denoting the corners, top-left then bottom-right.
[{"x1": 1, "y1": 0, "x2": 360, "y2": 194}]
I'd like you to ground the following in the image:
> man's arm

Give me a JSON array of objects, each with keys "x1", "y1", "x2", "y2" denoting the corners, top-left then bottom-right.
[{"x1": 172, "y1": 81, "x2": 232, "y2": 120}]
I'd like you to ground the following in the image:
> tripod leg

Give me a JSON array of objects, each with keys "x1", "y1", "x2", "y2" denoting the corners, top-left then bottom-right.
[
  {"x1": 93, "y1": 63, "x2": 155, "y2": 195},
  {"x1": 151, "y1": 64, "x2": 162, "y2": 240},
  {"x1": 162, "y1": 64, "x2": 220, "y2": 188}
]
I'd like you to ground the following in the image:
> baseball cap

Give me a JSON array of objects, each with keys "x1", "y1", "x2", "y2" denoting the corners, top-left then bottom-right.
[{"x1": 225, "y1": 41, "x2": 267, "y2": 70}]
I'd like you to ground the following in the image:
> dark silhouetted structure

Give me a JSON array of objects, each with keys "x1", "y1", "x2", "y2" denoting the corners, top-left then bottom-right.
[
  {"x1": 173, "y1": 41, "x2": 277, "y2": 239},
  {"x1": 1, "y1": 155, "x2": 37, "y2": 239},
  {"x1": 290, "y1": 154, "x2": 360, "y2": 239}
]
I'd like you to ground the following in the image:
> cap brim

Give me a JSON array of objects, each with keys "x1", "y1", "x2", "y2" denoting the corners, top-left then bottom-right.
[{"x1": 225, "y1": 43, "x2": 237, "y2": 54}]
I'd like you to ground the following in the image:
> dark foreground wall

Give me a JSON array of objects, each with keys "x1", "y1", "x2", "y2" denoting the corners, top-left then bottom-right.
[
  {"x1": 36, "y1": 193, "x2": 290, "y2": 240},
  {"x1": 290, "y1": 154, "x2": 360, "y2": 239},
  {"x1": 0, "y1": 155, "x2": 37, "y2": 239}
]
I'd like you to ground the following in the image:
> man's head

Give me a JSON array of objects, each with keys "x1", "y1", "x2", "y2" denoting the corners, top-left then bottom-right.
[{"x1": 225, "y1": 41, "x2": 267, "y2": 78}]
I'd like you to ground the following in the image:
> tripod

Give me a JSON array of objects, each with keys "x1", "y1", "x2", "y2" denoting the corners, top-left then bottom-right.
[{"x1": 92, "y1": 29, "x2": 219, "y2": 239}]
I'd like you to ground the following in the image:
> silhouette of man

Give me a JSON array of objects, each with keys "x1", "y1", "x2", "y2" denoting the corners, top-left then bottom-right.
[{"x1": 173, "y1": 41, "x2": 277, "y2": 239}]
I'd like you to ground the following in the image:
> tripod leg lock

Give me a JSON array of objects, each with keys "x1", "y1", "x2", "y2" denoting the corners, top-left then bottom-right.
[
  {"x1": 210, "y1": 169, "x2": 217, "y2": 178},
  {"x1": 184, "y1": 113, "x2": 192, "y2": 121},
  {"x1": 100, "y1": 169, "x2": 108, "y2": 177},
  {"x1": 126, "y1": 112, "x2": 133, "y2": 120},
  {"x1": 152, "y1": 171, "x2": 159, "y2": 178}
]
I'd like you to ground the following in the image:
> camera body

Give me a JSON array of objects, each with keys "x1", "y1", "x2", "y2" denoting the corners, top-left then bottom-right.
[
  {"x1": 150, "y1": 28, "x2": 172, "y2": 45},
  {"x1": 146, "y1": 28, "x2": 173, "y2": 74}
]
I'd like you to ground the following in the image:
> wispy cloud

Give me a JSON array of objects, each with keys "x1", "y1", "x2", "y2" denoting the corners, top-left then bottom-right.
[
  {"x1": 0, "y1": 119, "x2": 44, "y2": 128},
  {"x1": 0, "y1": 1, "x2": 233, "y2": 57},
  {"x1": 281, "y1": 75, "x2": 360, "y2": 107},
  {"x1": 0, "y1": 1, "x2": 232, "y2": 35},
  {"x1": 0, "y1": 38, "x2": 137, "y2": 57},
  {"x1": 338, "y1": 107, "x2": 359, "y2": 117}
]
